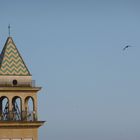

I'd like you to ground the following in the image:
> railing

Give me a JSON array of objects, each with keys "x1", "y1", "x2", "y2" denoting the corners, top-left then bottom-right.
[
  {"x1": 0, "y1": 111, "x2": 37, "y2": 121},
  {"x1": 0, "y1": 80, "x2": 36, "y2": 87}
]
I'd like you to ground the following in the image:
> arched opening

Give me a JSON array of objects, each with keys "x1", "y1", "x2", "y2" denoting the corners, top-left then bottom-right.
[
  {"x1": 25, "y1": 96, "x2": 34, "y2": 112},
  {"x1": 25, "y1": 96, "x2": 36, "y2": 121},
  {"x1": 12, "y1": 96, "x2": 22, "y2": 120},
  {"x1": 0, "y1": 96, "x2": 9, "y2": 120}
]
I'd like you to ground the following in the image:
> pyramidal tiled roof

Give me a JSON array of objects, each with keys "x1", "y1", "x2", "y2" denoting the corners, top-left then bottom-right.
[{"x1": 0, "y1": 37, "x2": 31, "y2": 76}]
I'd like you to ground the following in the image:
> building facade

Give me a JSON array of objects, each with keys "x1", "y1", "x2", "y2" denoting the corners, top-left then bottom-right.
[{"x1": 0, "y1": 37, "x2": 44, "y2": 140}]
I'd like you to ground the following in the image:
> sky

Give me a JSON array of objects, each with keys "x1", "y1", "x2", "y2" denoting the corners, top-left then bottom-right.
[{"x1": 1, "y1": 0, "x2": 140, "y2": 140}]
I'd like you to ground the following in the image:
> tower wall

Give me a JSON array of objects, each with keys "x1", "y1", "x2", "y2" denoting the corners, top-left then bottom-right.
[
  {"x1": 0, "y1": 128, "x2": 38, "y2": 140},
  {"x1": 0, "y1": 76, "x2": 32, "y2": 87}
]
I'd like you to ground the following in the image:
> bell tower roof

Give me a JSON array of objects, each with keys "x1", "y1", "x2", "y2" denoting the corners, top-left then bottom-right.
[{"x1": 0, "y1": 37, "x2": 31, "y2": 76}]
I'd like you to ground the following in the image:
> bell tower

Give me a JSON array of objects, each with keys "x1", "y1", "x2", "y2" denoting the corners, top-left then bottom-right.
[{"x1": 0, "y1": 37, "x2": 45, "y2": 140}]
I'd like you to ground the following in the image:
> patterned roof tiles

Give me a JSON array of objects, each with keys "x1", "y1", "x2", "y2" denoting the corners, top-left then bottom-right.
[{"x1": 0, "y1": 37, "x2": 31, "y2": 76}]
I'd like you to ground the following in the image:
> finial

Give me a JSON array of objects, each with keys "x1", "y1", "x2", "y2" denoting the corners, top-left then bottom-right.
[{"x1": 8, "y1": 24, "x2": 11, "y2": 37}]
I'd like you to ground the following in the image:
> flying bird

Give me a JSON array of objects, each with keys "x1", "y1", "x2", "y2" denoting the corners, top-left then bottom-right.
[{"x1": 123, "y1": 45, "x2": 133, "y2": 51}]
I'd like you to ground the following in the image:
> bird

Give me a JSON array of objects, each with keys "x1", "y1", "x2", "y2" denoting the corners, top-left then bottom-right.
[{"x1": 123, "y1": 45, "x2": 133, "y2": 51}]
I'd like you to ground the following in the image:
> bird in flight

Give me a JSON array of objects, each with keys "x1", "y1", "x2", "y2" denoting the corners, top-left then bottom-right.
[{"x1": 123, "y1": 45, "x2": 133, "y2": 51}]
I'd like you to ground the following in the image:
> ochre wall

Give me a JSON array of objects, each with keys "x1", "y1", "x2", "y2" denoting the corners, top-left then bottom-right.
[{"x1": 0, "y1": 128, "x2": 38, "y2": 140}]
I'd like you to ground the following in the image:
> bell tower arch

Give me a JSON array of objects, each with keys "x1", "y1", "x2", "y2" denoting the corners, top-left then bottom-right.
[{"x1": 0, "y1": 37, "x2": 45, "y2": 140}]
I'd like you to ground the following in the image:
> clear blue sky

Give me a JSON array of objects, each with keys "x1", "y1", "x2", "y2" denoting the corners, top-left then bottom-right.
[{"x1": 1, "y1": 0, "x2": 140, "y2": 140}]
